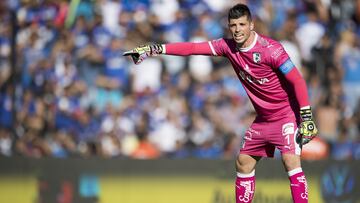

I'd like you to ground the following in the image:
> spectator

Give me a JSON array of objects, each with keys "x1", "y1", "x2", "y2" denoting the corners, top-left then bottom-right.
[
  {"x1": 315, "y1": 86, "x2": 343, "y2": 142},
  {"x1": 0, "y1": 0, "x2": 359, "y2": 160},
  {"x1": 130, "y1": 57, "x2": 162, "y2": 94},
  {"x1": 99, "y1": 131, "x2": 122, "y2": 158},
  {"x1": 46, "y1": 130, "x2": 76, "y2": 158},
  {"x1": 295, "y1": 6, "x2": 325, "y2": 66},
  {"x1": 0, "y1": 83, "x2": 14, "y2": 129},
  {"x1": 0, "y1": 20, "x2": 11, "y2": 88},
  {"x1": 336, "y1": 29, "x2": 360, "y2": 117},
  {"x1": 0, "y1": 127, "x2": 13, "y2": 157},
  {"x1": 131, "y1": 112, "x2": 160, "y2": 159},
  {"x1": 149, "y1": 110, "x2": 187, "y2": 155}
]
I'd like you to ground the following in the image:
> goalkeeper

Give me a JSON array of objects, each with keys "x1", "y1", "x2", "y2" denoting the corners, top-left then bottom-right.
[{"x1": 124, "y1": 3, "x2": 317, "y2": 203}]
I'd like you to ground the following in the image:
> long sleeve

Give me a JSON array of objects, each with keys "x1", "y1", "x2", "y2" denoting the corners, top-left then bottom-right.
[
  {"x1": 284, "y1": 68, "x2": 310, "y2": 108},
  {"x1": 163, "y1": 42, "x2": 215, "y2": 56}
]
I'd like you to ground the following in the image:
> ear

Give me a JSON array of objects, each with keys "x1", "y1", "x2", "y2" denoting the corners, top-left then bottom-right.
[{"x1": 250, "y1": 22, "x2": 254, "y2": 31}]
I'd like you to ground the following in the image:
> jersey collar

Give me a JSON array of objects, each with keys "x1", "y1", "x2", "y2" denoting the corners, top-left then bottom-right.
[{"x1": 237, "y1": 31, "x2": 258, "y2": 52}]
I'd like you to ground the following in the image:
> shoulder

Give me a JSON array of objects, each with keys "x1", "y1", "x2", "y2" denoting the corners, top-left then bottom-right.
[
  {"x1": 211, "y1": 38, "x2": 235, "y2": 47},
  {"x1": 257, "y1": 34, "x2": 283, "y2": 51},
  {"x1": 210, "y1": 38, "x2": 236, "y2": 55},
  {"x1": 257, "y1": 34, "x2": 287, "y2": 60}
]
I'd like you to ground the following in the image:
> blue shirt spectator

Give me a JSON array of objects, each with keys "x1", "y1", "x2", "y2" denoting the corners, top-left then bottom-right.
[
  {"x1": 72, "y1": 16, "x2": 90, "y2": 50},
  {"x1": 0, "y1": 86, "x2": 13, "y2": 128},
  {"x1": 102, "y1": 38, "x2": 129, "y2": 89},
  {"x1": 92, "y1": 18, "x2": 113, "y2": 50}
]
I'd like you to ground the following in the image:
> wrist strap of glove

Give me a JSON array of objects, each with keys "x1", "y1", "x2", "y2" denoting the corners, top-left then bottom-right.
[
  {"x1": 150, "y1": 44, "x2": 164, "y2": 55},
  {"x1": 300, "y1": 106, "x2": 313, "y2": 121}
]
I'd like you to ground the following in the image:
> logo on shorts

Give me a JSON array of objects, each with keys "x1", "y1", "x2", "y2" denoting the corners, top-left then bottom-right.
[
  {"x1": 241, "y1": 128, "x2": 259, "y2": 149},
  {"x1": 282, "y1": 123, "x2": 294, "y2": 135}
]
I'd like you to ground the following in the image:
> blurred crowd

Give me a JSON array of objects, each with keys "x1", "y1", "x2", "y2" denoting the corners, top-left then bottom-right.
[{"x1": 0, "y1": 0, "x2": 360, "y2": 160}]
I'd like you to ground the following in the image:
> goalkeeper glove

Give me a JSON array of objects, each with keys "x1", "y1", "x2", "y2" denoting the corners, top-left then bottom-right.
[
  {"x1": 123, "y1": 44, "x2": 163, "y2": 65},
  {"x1": 298, "y1": 106, "x2": 318, "y2": 146}
]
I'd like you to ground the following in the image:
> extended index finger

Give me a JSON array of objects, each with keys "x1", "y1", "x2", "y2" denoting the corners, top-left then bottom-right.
[{"x1": 122, "y1": 50, "x2": 135, "y2": 56}]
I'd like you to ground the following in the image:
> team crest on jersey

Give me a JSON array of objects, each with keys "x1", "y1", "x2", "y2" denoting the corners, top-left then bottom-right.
[{"x1": 253, "y1": 52, "x2": 261, "y2": 63}]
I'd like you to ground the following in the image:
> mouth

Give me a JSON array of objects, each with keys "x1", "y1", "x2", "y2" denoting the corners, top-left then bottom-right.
[{"x1": 234, "y1": 33, "x2": 244, "y2": 41}]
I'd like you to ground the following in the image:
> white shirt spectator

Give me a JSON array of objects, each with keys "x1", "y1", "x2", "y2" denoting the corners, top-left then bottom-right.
[
  {"x1": 130, "y1": 58, "x2": 162, "y2": 93},
  {"x1": 100, "y1": 0, "x2": 122, "y2": 34},
  {"x1": 295, "y1": 21, "x2": 325, "y2": 62},
  {"x1": 281, "y1": 40, "x2": 302, "y2": 72},
  {"x1": 203, "y1": 0, "x2": 231, "y2": 13},
  {"x1": 100, "y1": 134, "x2": 121, "y2": 157},
  {"x1": 0, "y1": 135, "x2": 12, "y2": 156},
  {"x1": 149, "y1": 116, "x2": 186, "y2": 153},
  {"x1": 150, "y1": 0, "x2": 179, "y2": 26},
  {"x1": 189, "y1": 36, "x2": 213, "y2": 82}
]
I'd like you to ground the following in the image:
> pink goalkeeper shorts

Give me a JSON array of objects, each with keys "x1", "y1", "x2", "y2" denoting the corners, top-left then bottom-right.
[{"x1": 239, "y1": 116, "x2": 301, "y2": 157}]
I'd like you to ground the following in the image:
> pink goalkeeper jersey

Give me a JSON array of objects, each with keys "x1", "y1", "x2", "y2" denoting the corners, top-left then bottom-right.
[{"x1": 210, "y1": 33, "x2": 299, "y2": 120}]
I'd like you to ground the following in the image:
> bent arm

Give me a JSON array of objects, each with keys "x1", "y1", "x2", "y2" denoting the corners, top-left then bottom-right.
[{"x1": 163, "y1": 42, "x2": 216, "y2": 56}]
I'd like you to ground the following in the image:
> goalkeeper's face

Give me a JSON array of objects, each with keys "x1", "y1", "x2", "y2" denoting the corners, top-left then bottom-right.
[{"x1": 228, "y1": 16, "x2": 254, "y2": 47}]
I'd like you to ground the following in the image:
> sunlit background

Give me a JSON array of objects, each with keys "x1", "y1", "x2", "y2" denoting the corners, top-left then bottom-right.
[{"x1": 0, "y1": 0, "x2": 360, "y2": 202}]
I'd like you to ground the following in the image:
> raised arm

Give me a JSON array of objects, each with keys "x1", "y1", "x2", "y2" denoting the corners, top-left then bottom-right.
[{"x1": 123, "y1": 42, "x2": 215, "y2": 64}]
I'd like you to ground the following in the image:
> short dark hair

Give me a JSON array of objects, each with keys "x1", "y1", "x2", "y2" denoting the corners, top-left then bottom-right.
[{"x1": 228, "y1": 4, "x2": 252, "y2": 22}]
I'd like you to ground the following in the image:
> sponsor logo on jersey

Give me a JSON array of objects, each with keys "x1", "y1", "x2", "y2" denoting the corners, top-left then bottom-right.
[{"x1": 238, "y1": 70, "x2": 269, "y2": 85}]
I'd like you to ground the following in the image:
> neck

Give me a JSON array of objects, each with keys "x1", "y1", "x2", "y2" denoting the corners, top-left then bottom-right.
[{"x1": 237, "y1": 31, "x2": 256, "y2": 49}]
